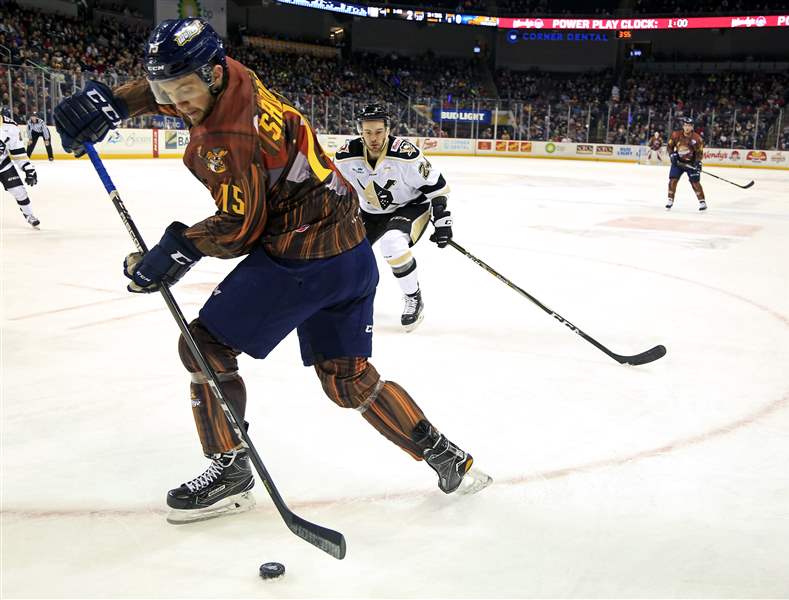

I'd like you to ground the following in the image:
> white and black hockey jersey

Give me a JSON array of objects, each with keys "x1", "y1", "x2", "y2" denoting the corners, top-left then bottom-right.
[
  {"x1": 334, "y1": 136, "x2": 449, "y2": 215},
  {"x1": 1, "y1": 116, "x2": 33, "y2": 184},
  {"x1": 27, "y1": 117, "x2": 51, "y2": 140}
]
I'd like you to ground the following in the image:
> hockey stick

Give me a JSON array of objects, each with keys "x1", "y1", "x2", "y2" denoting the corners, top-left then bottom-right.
[
  {"x1": 84, "y1": 143, "x2": 346, "y2": 560},
  {"x1": 447, "y1": 240, "x2": 666, "y2": 366},
  {"x1": 701, "y1": 169, "x2": 754, "y2": 189}
]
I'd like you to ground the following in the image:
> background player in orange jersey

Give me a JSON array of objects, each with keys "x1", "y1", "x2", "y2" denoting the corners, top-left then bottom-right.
[{"x1": 666, "y1": 116, "x2": 707, "y2": 211}]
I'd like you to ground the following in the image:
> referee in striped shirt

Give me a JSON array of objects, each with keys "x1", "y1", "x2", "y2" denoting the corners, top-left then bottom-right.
[{"x1": 26, "y1": 112, "x2": 54, "y2": 161}]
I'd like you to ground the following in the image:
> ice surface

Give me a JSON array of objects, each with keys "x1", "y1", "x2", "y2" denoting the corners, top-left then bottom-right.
[{"x1": 2, "y1": 156, "x2": 788, "y2": 598}]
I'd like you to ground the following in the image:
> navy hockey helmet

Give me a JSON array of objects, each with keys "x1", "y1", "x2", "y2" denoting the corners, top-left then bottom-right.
[
  {"x1": 144, "y1": 18, "x2": 226, "y2": 104},
  {"x1": 680, "y1": 116, "x2": 694, "y2": 126},
  {"x1": 356, "y1": 103, "x2": 390, "y2": 133},
  {"x1": 0, "y1": 106, "x2": 12, "y2": 123}
]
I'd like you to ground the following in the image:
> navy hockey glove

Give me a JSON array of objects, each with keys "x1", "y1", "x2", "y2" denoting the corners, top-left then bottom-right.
[
  {"x1": 429, "y1": 197, "x2": 453, "y2": 249},
  {"x1": 690, "y1": 161, "x2": 702, "y2": 175},
  {"x1": 22, "y1": 165, "x2": 37, "y2": 186},
  {"x1": 54, "y1": 81, "x2": 128, "y2": 158},
  {"x1": 669, "y1": 151, "x2": 679, "y2": 166},
  {"x1": 123, "y1": 222, "x2": 203, "y2": 294}
]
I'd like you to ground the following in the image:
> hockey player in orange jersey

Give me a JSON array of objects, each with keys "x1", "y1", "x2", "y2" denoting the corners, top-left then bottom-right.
[
  {"x1": 666, "y1": 117, "x2": 707, "y2": 211},
  {"x1": 54, "y1": 18, "x2": 491, "y2": 524}
]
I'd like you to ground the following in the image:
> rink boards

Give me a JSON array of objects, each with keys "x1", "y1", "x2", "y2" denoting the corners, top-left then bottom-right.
[{"x1": 25, "y1": 126, "x2": 789, "y2": 169}]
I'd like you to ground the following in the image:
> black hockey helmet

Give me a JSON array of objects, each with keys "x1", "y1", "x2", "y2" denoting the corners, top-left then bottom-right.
[
  {"x1": 680, "y1": 116, "x2": 694, "y2": 126},
  {"x1": 144, "y1": 18, "x2": 227, "y2": 104},
  {"x1": 0, "y1": 106, "x2": 12, "y2": 123},
  {"x1": 356, "y1": 103, "x2": 390, "y2": 133}
]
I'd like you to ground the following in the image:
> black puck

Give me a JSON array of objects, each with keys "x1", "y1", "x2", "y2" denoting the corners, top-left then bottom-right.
[{"x1": 259, "y1": 562, "x2": 285, "y2": 579}]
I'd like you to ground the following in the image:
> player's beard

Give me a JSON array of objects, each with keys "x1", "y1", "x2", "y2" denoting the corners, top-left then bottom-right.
[{"x1": 179, "y1": 97, "x2": 217, "y2": 127}]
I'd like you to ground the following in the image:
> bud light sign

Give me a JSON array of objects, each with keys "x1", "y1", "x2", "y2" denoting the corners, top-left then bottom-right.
[{"x1": 432, "y1": 109, "x2": 491, "y2": 124}]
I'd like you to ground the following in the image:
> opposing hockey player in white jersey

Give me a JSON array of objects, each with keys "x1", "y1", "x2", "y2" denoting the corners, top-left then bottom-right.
[
  {"x1": 1, "y1": 107, "x2": 40, "y2": 228},
  {"x1": 334, "y1": 104, "x2": 452, "y2": 331}
]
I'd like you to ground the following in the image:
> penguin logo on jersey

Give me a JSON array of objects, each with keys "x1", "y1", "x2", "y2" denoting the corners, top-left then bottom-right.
[{"x1": 359, "y1": 179, "x2": 397, "y2": 210}]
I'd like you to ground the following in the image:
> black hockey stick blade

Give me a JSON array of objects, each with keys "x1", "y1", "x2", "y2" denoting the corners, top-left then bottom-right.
[
  {"x1": 287, "y1": 513, "x2": 347, "y2": 559},
  {"x1": 614, "y1": 344, "x2": 667, "y2": 366},
  {"x1": 703, "y1": 170, "x2": 755, "y2": 189}
]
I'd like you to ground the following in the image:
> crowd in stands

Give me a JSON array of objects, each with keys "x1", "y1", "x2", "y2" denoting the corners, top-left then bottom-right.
[{"x1": 1, "y1": 1, "x2": 787, "y2": 149}]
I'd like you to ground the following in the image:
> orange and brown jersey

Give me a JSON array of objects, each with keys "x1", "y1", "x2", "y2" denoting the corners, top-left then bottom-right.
[
  {"x1": 649, "y1": 135, "x2": 663, "y2": 151},
  {"x1": 114, "y1": 57, "x2": 365, "y2": 260},
  {"x1": 668, "y1": 130, "x2": 704, "y2": 164}
]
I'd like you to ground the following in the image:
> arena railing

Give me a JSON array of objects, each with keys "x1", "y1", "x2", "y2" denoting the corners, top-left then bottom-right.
[{"x1": 1, "y1": 66, "x2": 784, "y2": 151}]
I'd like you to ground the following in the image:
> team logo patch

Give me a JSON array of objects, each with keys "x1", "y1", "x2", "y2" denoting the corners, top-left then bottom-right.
[
  {"x1": 399, "y1": 141, "x2": 417, "y2": 156},
  {"x1": 174, "y1": 20, "x2": 205, "y2": 46},
  {"x1": 418, "y1": 158, "x2": 432, "y2": 179},
  {"x1": 201, "y1": 147, "x2": 228, "y2": 173}
]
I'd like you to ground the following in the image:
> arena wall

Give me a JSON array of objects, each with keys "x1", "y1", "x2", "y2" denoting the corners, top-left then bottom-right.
[{"x1": 26, "y1": 126, "x2": 789, "y2": 169}]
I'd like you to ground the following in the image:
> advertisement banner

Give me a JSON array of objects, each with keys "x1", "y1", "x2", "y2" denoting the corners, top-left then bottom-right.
[
  {"x1": 436, "y1": 138, "x2": 474, "y2": 154},
  {"x1": 615, "y1": 145, "x2": 638, "y2": 158},
  {"x1": 746, "y1": 150, "x2": 768, "y2": 163},
  {"x1": 28, "y1": 128, "x2": 789, "y2": 168},
  {"x1": 432, "y1": 109, "x2": 491, "y2": 124},
  {"x1": 769, "y1": 151, "x2": 787, "y2": 165}
]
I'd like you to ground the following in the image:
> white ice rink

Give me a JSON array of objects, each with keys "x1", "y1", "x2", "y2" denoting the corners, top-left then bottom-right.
[{"x1": 2, "y1": 155, "x2": 788, "y2": 598}]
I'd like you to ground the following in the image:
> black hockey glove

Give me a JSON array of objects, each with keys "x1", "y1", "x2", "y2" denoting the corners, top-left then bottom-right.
[
  {"x1": 22, "y1": 165, "x2": 37, "y2": 186},
  {"x1": 429, "y1": 196, "x2": 453, "y2": 249},
  {"x1": 54, "y1": 81, "x2": 128, "y2": 158},
  {"x1": 690, "y1": 161, "x2": 702, "y2": 175},
  {"x1": 123, "y1": 222, "x2": 203, "y2": 293}
]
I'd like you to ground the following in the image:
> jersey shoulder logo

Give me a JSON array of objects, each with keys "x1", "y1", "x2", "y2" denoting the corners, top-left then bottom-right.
[
  {"x1": 388, "y1": 138, "x2": 419, "y2": 159},
  {"x1": 200, "y1": 146, "x2": 229, "y2": 173},
  {"x1": 335, "y1": 137, "x2": 364, "y2": 159},
  {"x1": 418, "y1": 158, "x2": 432, "y2": 179}
]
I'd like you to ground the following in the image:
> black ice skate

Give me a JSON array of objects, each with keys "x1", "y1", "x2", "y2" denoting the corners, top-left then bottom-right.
[
  {"x1": 699, "y1": 200, "x2": 707, "y2": 211},
  {"x1": 21, "y1": 210, "x2": 40, "y2": 228},
  {"x1": 401, "y1": 289, "x2": 424, "y2": 332},
  {"x1": 166, "y1": 449, "x2": 255, "y2": 524},
  {"x1": 665, "y1": 198, "x2": 674, "y2": 210},
  {"x1": 413, "y1": 420, "x2": 492, "y2": 495}
]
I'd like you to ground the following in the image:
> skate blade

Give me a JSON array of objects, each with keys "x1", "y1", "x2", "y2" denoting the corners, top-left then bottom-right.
[
  {"x1": 456, "y1": 467, "x2": 493, "y2": 496},
  {"x1": 402, "y1": 312, "x2": 425, "y2": 333},
  {"x1": 166, "y1": 491, "x2": 256, "y2": 524}
]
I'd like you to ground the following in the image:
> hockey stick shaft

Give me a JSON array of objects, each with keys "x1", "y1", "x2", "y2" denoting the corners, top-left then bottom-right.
[
  {"x1": 447, "y1": 240, "x2": 666, "y2": 366},
  {"x1": 84, "y1": 144, "x2": 346, "y2": 560},
  {"x1": 701, "y1": 169, "x2": 754, "y2": 189}
]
